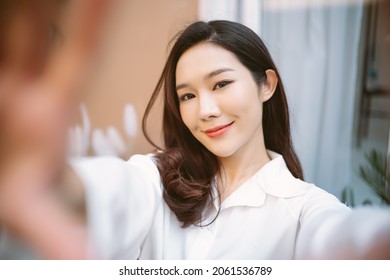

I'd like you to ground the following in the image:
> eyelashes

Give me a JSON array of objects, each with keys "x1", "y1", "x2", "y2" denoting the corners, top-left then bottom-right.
[
  {"x1": 179, "y1": 93, "x2": 195, "y2": 102},
  {"x1": 178, "y1": 80, "x2": 234, "y2": 102},
  {"x1": 213, "y1": 80, "x2": 232, "y2": 90}
]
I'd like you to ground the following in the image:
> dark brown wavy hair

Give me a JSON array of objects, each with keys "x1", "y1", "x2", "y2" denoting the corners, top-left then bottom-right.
[{"x1": 142, "y1": 20, "x2": 303, "y2": 228}]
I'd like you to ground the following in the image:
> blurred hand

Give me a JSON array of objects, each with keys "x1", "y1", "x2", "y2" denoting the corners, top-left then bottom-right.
[{"x1": 0, "y1": 0, "x2": 113, "y2": 259}]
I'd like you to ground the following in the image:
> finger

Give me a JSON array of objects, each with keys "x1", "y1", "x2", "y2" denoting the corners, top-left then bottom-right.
[
  {"x1": 41, "y1": 0, "x2": 113, "y2": 104},
  {"x1": 61, "y1": 0, "x2": 112, "y2": 53}
]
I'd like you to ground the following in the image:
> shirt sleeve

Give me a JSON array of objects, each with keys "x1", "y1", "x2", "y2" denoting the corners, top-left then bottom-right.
[
  {"x1": 70, "y1": 154, "x2": 162, "y2": 259},
  {"x1": 295, "y1": 187, "x2": 390, "y2": 259}
]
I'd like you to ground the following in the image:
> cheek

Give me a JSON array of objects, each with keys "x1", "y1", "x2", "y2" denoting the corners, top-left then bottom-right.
[
  {"x1": 224, "y1": 83, "x2": 261, "y2": 111},
  {"x1": 221, "y1": 96, "x2": 255, "y2": 117},
  {"x1": 228, "y1": 95, "x2": 263, "y2": 126}
]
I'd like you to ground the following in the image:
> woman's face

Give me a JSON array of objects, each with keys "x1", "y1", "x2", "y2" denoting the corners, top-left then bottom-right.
[{"x1": 175, "y1": 42, "x2": 273, "y2": 159}]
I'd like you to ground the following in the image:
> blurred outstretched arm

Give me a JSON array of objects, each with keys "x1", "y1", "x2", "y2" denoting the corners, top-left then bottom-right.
[{"x1": 0, "y1": 0, "x2": 113, "y2": 259}]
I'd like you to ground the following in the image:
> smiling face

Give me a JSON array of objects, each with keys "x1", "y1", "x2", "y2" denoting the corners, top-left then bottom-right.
[{"x1": 176, "y1": 42, "x2": 275, "y2": 160}]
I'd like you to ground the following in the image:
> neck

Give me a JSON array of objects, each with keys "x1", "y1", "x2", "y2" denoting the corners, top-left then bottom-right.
[{"x1": 217, "y1": 139, "x2": 270, "y2": 201}]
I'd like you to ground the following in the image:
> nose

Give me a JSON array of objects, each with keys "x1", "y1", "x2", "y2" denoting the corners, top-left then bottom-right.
[{"x1": 198, "y1": 92, "x2": 221, "y2": 121}]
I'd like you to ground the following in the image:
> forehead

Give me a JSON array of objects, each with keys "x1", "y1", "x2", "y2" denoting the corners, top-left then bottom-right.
[{"x1": 175, "y1": 42, "x2": 244, "y2": 82}]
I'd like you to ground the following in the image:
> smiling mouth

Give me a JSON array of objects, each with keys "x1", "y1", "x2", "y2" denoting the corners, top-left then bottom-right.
[{"x1": 204, "y1": 121, "x2": 234, "y2": 137}]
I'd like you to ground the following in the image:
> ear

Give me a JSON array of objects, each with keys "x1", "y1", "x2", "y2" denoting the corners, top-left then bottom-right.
[{"x1": 259, "y1": 69, "x2": 278, "y2": 102}]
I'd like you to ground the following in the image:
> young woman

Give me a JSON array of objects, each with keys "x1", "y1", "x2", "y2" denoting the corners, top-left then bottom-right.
[{"x1": 70, "y1": 20, "x2": 390, "y2": 259}]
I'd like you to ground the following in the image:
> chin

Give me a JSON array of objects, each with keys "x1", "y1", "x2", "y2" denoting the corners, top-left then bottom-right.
[{"x1": 207, "y1": 147, "x2": 236, "y2": 158}]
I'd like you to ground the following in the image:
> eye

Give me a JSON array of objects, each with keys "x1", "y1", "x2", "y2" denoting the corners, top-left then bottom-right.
[
  {"x1": 179, "y1": 93, "x2": 195, "y2": 102},
  {"x1": 213, "y1": 80, "x2": 232, "y2": 90}
]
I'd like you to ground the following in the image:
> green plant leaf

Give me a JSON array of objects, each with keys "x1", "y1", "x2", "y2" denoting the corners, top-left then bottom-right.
[{"x1": 359, "y1": 149, "x2": 389, "y2": 204}]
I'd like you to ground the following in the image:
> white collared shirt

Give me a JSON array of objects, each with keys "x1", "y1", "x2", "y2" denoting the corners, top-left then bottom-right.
[{"x1": 71, "y1": 151, "x2": 390, "y2": 259}]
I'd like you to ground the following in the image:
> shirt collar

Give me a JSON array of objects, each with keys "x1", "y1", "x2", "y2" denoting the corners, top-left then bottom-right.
[
  {"x1": 214, "y1": 150, "x2": 310, "y2": 210},
  {"x1": 255, "y1": 150, "x2": 310, "y2": 198}
]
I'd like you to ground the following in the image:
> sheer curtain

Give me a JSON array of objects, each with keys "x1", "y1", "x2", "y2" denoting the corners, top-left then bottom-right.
[{"x1": 199, "y1": 0, "x2": 364, "y2": 196}]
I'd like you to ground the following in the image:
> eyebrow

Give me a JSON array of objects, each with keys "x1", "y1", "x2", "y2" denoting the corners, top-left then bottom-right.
[{"x1": 175, "y1": 68, "x2": 234, "y2": 91}]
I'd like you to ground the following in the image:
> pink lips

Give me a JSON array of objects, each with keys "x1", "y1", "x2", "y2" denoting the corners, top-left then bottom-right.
[{"x1": 204, "y1": 122, "x2": 234, "y2": 138}]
